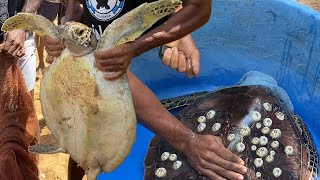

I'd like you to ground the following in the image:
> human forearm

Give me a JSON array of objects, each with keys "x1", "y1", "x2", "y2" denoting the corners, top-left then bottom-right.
[
  {"x1": 132, "y1": 0, "x2": 211, "y2": 57},
  {"x1": 127, "y1": 70, "x2": 193, "y2": 153},
  {"x1": 22, "y1": 0, "x2": 43, "y2": 13}
]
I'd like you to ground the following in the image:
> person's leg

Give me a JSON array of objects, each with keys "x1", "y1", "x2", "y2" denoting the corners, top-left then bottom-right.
[{"x1": 35, "y1": 34, "x2": 45, "y2": 78}]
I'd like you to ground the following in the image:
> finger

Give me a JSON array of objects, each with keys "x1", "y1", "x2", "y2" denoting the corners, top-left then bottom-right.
[
  {"x1": 169, "y1": 47, "x2": 179, "y2": 70},
  {"x1": 186, "y1": 58, "x2": 195, "y2": 78},
  {"x1": 95, "y1": 57, "x2": 120, "y2": 67},
  {"x1": 46, "y1": 50, "x2": 63, "y2": 57},
  {"x1": 45, "y1": 44, "x2": 65, "y2": 52},
  {"x1": 46, "y1": 55, "x2": 55, "y2": 64},
  {"x1": 201, "y1": 160, "x2": 245, "y2": 180},
  {"x1": 12, "y1": 46, "x2": 22, "y2": 58},
  {"x1": 198, "y1": 167, "x2": 227, "y2": 180},
  {"x1": 177, "y1": 52, "x2": 186, "y2": 73},
  {"x1": 103, "y1": 71, "x2": 125, "y2": 80},
  {"x1": 215, "y1": 136, "x2": 225, "y2": 147},
  {"x1": 18, "y1": 47, "x2": 25, "y2": 58},
  {"x1": 161, "y1": 47, "x2": 172, "y2": 66},
  {"x1": 7, "y1": 43, "x2": 20, "y2": 55},
  {"x1": 203, "y1": 152, "x2": 247, "y2": 175},
  {"x1": 100, "y1": 65, "x2": 122, "y2": 72},
  {"x1": 94, "y1": 47, "x2": 120, "y2": 60},
  {"x1": 190, "y1": 49, "x2": 200, "y2": 76},
  {"x1": 43, "y1": 36, "x2": 62, "y2": 46},
  {"x1": 214, "y1": 146, "x2": 244, "y2": 165}
]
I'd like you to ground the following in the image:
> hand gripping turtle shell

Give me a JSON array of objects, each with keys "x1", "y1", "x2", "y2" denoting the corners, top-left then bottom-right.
[
  {"x1": 2, "y1": 0, "x2": 182, "y2": 179},
  {"x1": 145, "y1": 85, "x2": 319, "y2": 180}
]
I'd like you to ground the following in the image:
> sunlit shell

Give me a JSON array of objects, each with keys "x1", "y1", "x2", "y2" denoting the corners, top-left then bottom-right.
[
  {"x1": 270, "y1": 129, "x2": 282, "y2": 139},
  {"x1": 263, "y1": 102, "x2": 272, "y2": 111},
  {"x1": 197, "y1": 123, "x2": 206, "y2": 132},
  {"x1": 256, "y1": 172, "x2": 262, "y2": 178},
  {"x1": 211, "y1": 123, "x2": 221, "y2": 132},
  {"x1": 236, "y1": 142, "x2": 246, "y2": 153},
  {"x1": 227, "y1": 134, "x2": 235, "y2": 141},
  {"x1": 275, "y1": 112, "x2": 285, "y2": 121},
  {"x1": 261, "y1": 127, "x2": 270, "y2": 134},
  {"x1": 155, "y1": 167, "x2": 167, "y2": 177},
  {"x1": 160, "y1": 152, "x2": 170, "y2": 161},
  {"x1": 240, "y1": 127, "x2": 251, "y2": 137},
  {"x1": 256, "y1": 147, "x2": 268, "y2": 158},
  {"x1": 251, "y1": 137, "x2": 260, "y2": 145},
  {"x1": 254, "y1": 158, "x2": 264, "y2": 168},
  {"x1": 256, "y1": 123, "x2": 262, "y2": 129},
  {"x1": 270, "y1": 150, "x2": 276, "y2": 156},
  {"x1": 285, "y1": 146, "x2": 294, "y2": 156},
  {"x1": 252, "y1": 111, "x2": 262, "y2": 121},
  {"x1": 271, "y1": 141, "x2": 280, "y2": 149},
  {"x1": 251, "y1": 145, "x2": 257, "y2": 151},
  {"x1": 169, "y1": 154, "x2": 177, "y2": 161},
  {"x1": 259, "y1": 136, "x2": 269, "y2": 146},
  {"x1": 206, "y1": 110, "x2": 216, "y2": 119},
  {"x1": 197, "y1": 116, "x2": 206, "y2": 123},
  {"x1": 272, "y1": 167, "x2": 282, "y2": 177},
  {"x1": 173, "y1": 161, "x2": 182, "y2": 170},
  {"x1": 265, "y1": 155, "x2": 275, "y2": 163},
  {"x1": 263, "y1": 118, "x2": 272, "y2": 127}
]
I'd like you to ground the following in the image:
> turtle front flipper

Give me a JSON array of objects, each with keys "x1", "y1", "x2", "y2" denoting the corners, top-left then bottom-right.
[
  {"x1": 29, "y1": 144, "x2": 66, "y2": 154},
  {"x1": 1, "y1": 13, "x2": 59, "y2": 38},
  {"x1": 97, "y1": 0, "x2": 182, "y2": 49}
]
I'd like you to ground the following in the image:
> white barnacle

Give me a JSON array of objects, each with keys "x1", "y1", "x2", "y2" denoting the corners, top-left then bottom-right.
[
  {"x1": 169, "y1": 154, "x2": 177, "y2": 161},
  {"x1": 271, "y1": 141, "x2": 280, "y2": 149},
  {"x1": 284, "y1": 146, "x2": 294, "y2": 156},
  {"x1": 227, "y1": 134, "x2": 236, "y2": 141},
  {"x1": 155, "y1": 167, "x2": 167, "y2": 177},
  {"x1": 160, "y1": 152, "x2": 170, "y2": 161},
  {"x1": 256, "y1": 172, "x2": 262, "y2": 178},
  {"x1": 259, "y1": 136, "x2": 269, "y2": 146},
  {"x1": 206, "y1": 110, "x2": 216, "y2": 119},
  {"x1": 197, "y1": 116, "x2": 206, "y2": 123},
  {"x1": 261, "y1": 127, "x2": 270, "y2": 134},
  {"x1": 263, "y1": 102, "x2": 272, "y2": 111},
  {"x1": 251, "y1": 137, "x2": 260, "y2": 145},
  {"x1": 272, "y1": 167, "x2": 282, "y2": 177},
  {"x1": 256, "y1": 123, "x2": 262, "y2": 129},
  {"x1": 173, "y1": 161, "x2": 182, "y2": 170},
  {"x1": 197, "y1": 123, "x2": 206, "y2": 132},
  {"x1": 252, "y1": 111, "x2": 262, "y2": 121},
  {"x1": 240, "y1": 127, "x2": 251, "y2": 137},
  {"x1": 275, "y1": 111, "x2": 285, "y2": 121},
  {"x1": 254, "y1": 158, "x2": 263, "y2": 168},
  {"x1": 269, "y1": 150, "x2": 276, "y2": 156},
  {"x1": 236, "y1": 142, "x2": 246, "y2": 153},
  {"x1": 256, "y1": 147, "x2": 268, "y2": 158},
  {"x1": 265, "y1": 155, "x2": 275, "y2": 163},
  {"x1": 251, "y1": 145, "x2": 257, "y2": 151},
  {"x1": 270, "y1": 129, "x2": 282, "y2": 139},
  {"x1": 263, "y1": 118, "x2": 272, "y2": 127},
  {"x1": 211, "y1": 123, "x2": 221, "y2": 132}
]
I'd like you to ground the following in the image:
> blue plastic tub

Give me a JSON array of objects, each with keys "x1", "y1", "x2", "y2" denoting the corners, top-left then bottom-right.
[{"x1": 99, "y1": 0, "x2": 320, "y2": 179}]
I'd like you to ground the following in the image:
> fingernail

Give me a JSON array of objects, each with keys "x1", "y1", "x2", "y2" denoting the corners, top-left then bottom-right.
[
  {"x1": 241, "y1": 167, "x2": 247, "y2": 173},
  {"x1": 239, "y1": 160, "x2": 245, "y2": 165},
  {"x1": 237, "y1": 175, "x2": 244, "y2": 180}
]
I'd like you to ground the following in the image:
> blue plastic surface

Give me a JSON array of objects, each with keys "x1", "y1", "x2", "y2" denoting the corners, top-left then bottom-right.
[{"x1": 98, "y1": 0, "x2": 320, "y2": 179}]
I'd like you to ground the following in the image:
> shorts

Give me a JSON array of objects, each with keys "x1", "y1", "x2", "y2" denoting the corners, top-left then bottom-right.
[
  {"x1": 18, "y1": 35, "x2": 36, "y2": 91},
  {"x1": 36, "y1": 1, "x2": 66, "y2": 23}
]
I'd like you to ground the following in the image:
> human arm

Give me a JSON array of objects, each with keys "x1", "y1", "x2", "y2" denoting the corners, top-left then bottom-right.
[
  {"x1": 127, "y1": 70, "x2": 247, "y2": 180},
  {"x1": 94, "y1": 0, "x2": 211, "y2": 80}
]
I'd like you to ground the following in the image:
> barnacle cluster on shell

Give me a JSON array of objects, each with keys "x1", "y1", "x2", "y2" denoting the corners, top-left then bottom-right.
[
  {"x1": 263, "y1": 102, "x2": 272, "y2": 111},
  {"x1": 270, "y1": 129, "x2": 282, "y2": 139},
  {"x1": 254, "y1": 158, "x2": 263, "y2": 167},
  {"x1": 265, "y1": 155, "x2": 275, "y2": 163},
  {"x1": 197, "y1": 116, "x2": 206, "y2": 123},
  {"x1": 161, "y1": 152, "x2": 170, "y2": 161},
  {"x1": 261, "y1": 127, "x2": 270, "y2": 134},
  {"x1": 197, "y1": 123, "x2": 206, "y2": 132},
  {"x1": 211, "y1": 123, "x2": 221, "y2": 132},
  {"x1": 206, "y1": 110, "x2": 216, "y2": 119},
  {"x1": 173, "y1": 160, "x2": 182, "y2": 170},
  {"x1": 259, "y1": 136, "x2": 268, "y2": 146},
  {"x1": 251, "y1": 137, "x2": 260, "y2": 145},
  {"x1": 240, "y1": 127, "x2": 251, "y2": 137},
  {"x1": 169, "y1": 154, "x2": 177, "y2": 161},
  {"x1": 227, "y1": 134, "x2": 235, "y2": 141},
  {"x1": 236, "y1": 142, "x2": 246, "y2": 153},
  {"x1": 256, "y1": 123, "x2": 262, "y2": 129},
  {"x1": 275, "y1": 111, "x2": 285, "y2": 121},
  {"x1": 155, "y1": 167, "x2": 167, "y2": 177},
  {"x1": 252, "y1": 111, "x2": 262, "y2": 121},
  {"x1": 263, "y1": 118, "x2": 272, "y2": 127},
  {"x1": 284, "y1": 146, "x2": 294, "y2": 156},
  {"x1": 272, "y1": 167, "x2": 282, "y2": 177},
  {"x1": 251, "y1": 145, "x2": 257, "y2": 151},
  {"x1": 256, "y1": 147, "x2": 268, "y2": 158},
  {"x1": 271, "y1": 141, "x2": 279, "y2": 149},
  {"x1": 256, "y1": 172, "x2": 262, "y2": 178}
]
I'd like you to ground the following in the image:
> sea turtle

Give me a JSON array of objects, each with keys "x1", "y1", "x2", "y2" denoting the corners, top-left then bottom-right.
[
  {"x1": 145, "y1": 85, "x2": 319, "y2": 179},
  {"x1": 1, "y1": 0, "x2": 182, "y2": 179}
]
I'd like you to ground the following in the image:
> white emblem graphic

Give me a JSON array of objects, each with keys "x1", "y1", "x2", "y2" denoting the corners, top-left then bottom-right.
[{"x1": 86, "y1": 0, "x2": 125, "y2": 21}]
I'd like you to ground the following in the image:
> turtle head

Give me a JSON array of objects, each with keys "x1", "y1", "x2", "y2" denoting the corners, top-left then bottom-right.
[{"x1": 59, "y1": 22, "x2": 97, "y2": 56}]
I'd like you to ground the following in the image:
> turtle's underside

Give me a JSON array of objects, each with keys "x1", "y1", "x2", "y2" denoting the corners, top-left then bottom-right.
[{"x1": 144, "y1": 85, "x2": 319, "y2": 180}]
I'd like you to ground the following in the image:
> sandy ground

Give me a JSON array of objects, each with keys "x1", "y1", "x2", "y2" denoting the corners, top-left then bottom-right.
[{"x1": 34, "y1": 1, "x2": 320, "y2": 180}]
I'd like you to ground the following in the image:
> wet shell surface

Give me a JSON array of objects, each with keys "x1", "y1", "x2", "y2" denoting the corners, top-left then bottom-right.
[{"x1": 145, "y1": 86, "x2": 319, "y2": 180}]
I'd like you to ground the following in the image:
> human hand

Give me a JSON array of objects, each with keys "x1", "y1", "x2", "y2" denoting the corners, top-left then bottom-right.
[
  {"x1": 161, "y1": 34, "x2": 200, "y2": 78},
  {"x1": 3, "y1": 30, "x2": 26, "y2": 58},
  {"x1": 42, "y1": 36, "x2": 65, "y2": 58},
  {"x1": 94, "y1": 43, "x2": 135, "y2": 80},
  {"x1": 184, "y1": 134, "x2": 247, "y2": 180}
]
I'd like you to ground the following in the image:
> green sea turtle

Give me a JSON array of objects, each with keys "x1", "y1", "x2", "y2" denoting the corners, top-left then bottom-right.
[
  {"x1": 1, "y1": 0, "x2": 182, "y2": 179},
  {"x1": 145, "y1": 85, "x2": 319, "y2": 180}
]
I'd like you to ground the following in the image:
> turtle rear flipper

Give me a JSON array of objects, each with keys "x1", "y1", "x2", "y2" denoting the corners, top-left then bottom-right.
[
  {"x1": 29, "y1": 144, "x2": 66, "y2": 154},
  {"x1": 1, "y1": 13, "x2": 59, "y2": 38}
]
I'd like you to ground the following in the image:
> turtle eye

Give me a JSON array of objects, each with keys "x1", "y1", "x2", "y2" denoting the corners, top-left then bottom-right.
[{"x1": 78, "y1": 29, "x2": 84, "y2": 36}]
